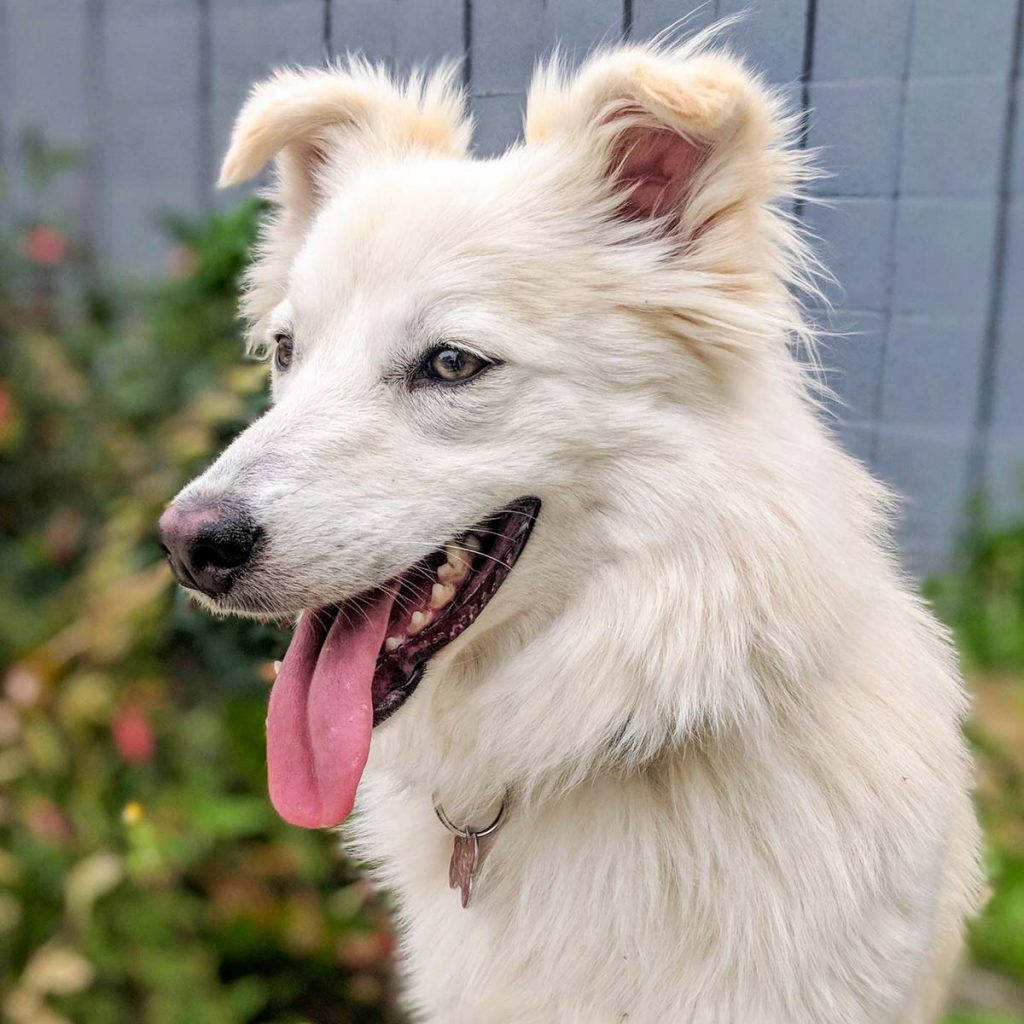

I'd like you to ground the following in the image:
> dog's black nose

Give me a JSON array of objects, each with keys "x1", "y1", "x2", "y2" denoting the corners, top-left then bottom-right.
[{"x1": 158, "y1": 502, "x2": 260, "y2": 597}]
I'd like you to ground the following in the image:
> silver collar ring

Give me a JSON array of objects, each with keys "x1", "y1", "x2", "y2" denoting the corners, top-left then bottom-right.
[{"x1": 433, "y1": 796, "x2": 507, "y2": 839}]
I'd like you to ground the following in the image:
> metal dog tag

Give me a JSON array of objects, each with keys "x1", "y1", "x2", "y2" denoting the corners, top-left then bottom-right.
[
  {"x1": 435, "y1": 796, "x2": 506, "y2": 909},
  {"x1": 449, "y1": 832, "x2": 479, "y2": 908}
]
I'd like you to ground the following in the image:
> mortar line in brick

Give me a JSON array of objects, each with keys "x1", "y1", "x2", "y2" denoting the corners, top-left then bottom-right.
[
  {"x1": 869, "y1": 0, "x2": 916, "y2": 464},
  {"x1": 0, "y1": 0, "x2": 9, "y2": 229},
  {"x1": 463, "y1": 0, "x2": 473, "y2": 89},
  {"x1": 968, "y1": 0, "x2": 1024, "y2": 513},
  {"x1": 84, "y1": 0, "x2": 105, "y2": 279},
  {"x1": 798, "y1": 0, "x2": 817, "y2": 131},
  {"x1": 197, "y1": 0, "x2": 212, "y2": 208},
  {"x1": 322, "y1": 0, "x2": 332, "y2": 63},
  {"x1": 793, "y1": 0, "x2": 818, "y2": 219}
]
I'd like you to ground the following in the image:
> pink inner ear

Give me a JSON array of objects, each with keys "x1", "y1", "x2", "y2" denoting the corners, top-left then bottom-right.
[{"x1": 616, "y1": 126, "x2": 706, "y2": 223}]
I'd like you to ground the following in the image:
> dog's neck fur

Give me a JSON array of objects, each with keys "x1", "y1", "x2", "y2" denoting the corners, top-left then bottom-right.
[
  {"x1": 351, "y1": 416, "x2": 974, "y2": 1023},
  {"x1": 351, "y1": 467, "x2": 973, "y2": 1020}
]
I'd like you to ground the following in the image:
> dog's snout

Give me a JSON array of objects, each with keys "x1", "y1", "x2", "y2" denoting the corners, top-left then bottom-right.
[{"x1": 158, "y1": 502, "x2": 261, "y2": 597}]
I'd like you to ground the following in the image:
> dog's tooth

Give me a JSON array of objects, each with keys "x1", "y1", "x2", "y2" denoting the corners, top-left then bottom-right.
[
  {"x1": 273, "y1": 660, "x2": 282, "y2": 674},
  {"x1": 384, "y1": 637, "x2": 402, "y2": 653},
  {"x1": 444, "y1": 544, "x2": 474, "y2": 576},
  {"x1": 408, "y1": 611, "x2": 430, "y2": 635},
  {"x1": 443, "y1": 543, "x2": 466, "y2": 566},
  {"x1": 430, "y1": 582, "x2": 456, "y2": 610},
  {"x1": 437, "y1": 562, "x2": 461, "y2": 584},
  {"x1": 463, "y1": 534, "x2": 482, "y2": 552}
]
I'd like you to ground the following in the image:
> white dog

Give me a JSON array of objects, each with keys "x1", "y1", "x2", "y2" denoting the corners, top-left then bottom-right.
[{"x1": 159, "y1": 34, "x2": 981, "y2": 1024}]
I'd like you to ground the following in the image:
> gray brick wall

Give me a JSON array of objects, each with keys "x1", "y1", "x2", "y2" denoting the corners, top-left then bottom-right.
[{"x1": 0, "y1": 0, "x2": 1020, "y2": 576}]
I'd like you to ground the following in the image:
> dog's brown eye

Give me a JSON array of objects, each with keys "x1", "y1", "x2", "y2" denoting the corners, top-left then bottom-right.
[
  {"x1": 274, "y1": 333, "x2": 294, "y2": 370},
  {"x1": 423, "y1": 347, "x2": 487, "y2": 384}
]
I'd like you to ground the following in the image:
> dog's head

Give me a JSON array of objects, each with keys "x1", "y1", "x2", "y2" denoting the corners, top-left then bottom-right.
[{"x1": 160, "y1": 40, "x2": 810, "y2": 827}]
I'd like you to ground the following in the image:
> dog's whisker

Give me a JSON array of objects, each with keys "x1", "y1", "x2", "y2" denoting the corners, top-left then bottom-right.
[{"x1": 378, "y1": 540, "x2": 514, "y2": 573}]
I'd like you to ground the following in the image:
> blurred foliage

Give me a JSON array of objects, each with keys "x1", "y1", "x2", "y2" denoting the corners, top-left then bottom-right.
[
  {"x1": 928, "y1": 522, "x2": 1024, "y2": 674},
  {"x1": 928, "y1": 524, "x2": 1024, "y2": 1022},
  {"x1": 0, "y1": 139, "x2": 400, "y2": 1024},
  {"x1": 1, "y1": 134, "x2": 1022, "y2": 1024}
]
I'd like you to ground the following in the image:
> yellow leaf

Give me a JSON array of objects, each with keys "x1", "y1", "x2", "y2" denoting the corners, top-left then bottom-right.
[
  {"x1": 4, "y1": 987, "x2": 72, "y2": 1024},
  {"x1": 64, "y1": 852, "x2": 124, "y2": 927},
  {"x1": 57, "y1": 672, "x2": 115, "y2": 726},
  {"x1": 21, "y1": 944, "x2": 95, "y2": 995}
]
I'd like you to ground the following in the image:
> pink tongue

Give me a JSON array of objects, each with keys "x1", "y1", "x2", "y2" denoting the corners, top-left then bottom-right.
[{"x1": 266, "y1": 592, "x2": 395, "y2": 828}]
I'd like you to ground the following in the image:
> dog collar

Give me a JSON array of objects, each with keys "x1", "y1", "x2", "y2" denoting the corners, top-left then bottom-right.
[{"x1": 433, "y1": 795, "x2": 507, "y2": 908}]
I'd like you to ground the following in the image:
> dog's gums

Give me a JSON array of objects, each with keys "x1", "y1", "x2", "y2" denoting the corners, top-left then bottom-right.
[{"x1": 265, "y1": 497, "x2": 539, "y2": 829}]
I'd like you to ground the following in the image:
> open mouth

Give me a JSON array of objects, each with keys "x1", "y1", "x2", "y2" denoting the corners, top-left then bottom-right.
[
  {"x1": 266, "y1": 496, "x2": 540, "y2": 829},
  {"x1": 371, "y1": 495, "x2": 542, "y2": 724}
]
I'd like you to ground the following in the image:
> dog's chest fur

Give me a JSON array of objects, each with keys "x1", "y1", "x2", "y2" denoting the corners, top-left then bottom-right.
[{"x1": 351, "y1": 701, "x2": 976, "y2": 1024}]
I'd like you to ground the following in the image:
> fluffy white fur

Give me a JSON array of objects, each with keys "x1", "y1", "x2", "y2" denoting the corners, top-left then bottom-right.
[{"x1": 176, "y1": 34, "x2": 981, "y2": 1023}]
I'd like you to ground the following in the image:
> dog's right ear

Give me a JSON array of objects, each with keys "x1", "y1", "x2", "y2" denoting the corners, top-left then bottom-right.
[
  {"x1": 224, "y1": 63, "x2": 470, "y2": 346},
  {"x1": 219, "y1": 61, "x2": 471, "y2": 208}
]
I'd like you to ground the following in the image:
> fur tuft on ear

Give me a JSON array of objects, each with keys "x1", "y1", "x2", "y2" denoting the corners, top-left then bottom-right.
[
  {"x1": 525, "y1": 40, "x2": 801, "y2": 236},
  {"x1": 219, "y1": 60, "x2": 471, "y2": 189}
]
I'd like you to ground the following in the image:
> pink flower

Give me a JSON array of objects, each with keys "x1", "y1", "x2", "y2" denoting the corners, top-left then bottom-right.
[
  {"x1": 112, "y1": 706, "x2": 155, "y2": 764},
  {"x1": 22, "y1": 225, "x2": 71, "y2": 266},
  {"x1": 24, "y1": 796, "x2": 72, "y2": 844},
  {"x1": 5, "y1": 666, "x2": 41, "y2": 707}
]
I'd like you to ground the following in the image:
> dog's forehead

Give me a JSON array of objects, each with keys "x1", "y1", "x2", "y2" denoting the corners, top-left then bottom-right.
[{"x1": 289, "y1": 154, "x2": 546, "y2": 315}]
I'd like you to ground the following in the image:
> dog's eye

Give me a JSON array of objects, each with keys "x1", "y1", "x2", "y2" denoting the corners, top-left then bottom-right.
[
  {"x1": 274, "y1": 333, "x2": 294, "y2": 370},
  {"x1": 419, "y1": 347, "x2": 489, "y2": 385}
]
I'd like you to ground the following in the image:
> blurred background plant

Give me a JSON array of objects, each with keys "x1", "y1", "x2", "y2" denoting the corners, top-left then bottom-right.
[
  {"x1": 0, "y1": 135, "x2": 1021, "y2": 1024},
  {"x1": 929, "y1": 526, "x2": 1024, "y2": 1024},
  {"x1": 0, "y1": 138, "x2": 400, "y2": 1024}
]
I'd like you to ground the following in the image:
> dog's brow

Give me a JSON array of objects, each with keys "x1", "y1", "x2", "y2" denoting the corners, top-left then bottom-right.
[{"x1": 267, "y1": 301, "x2": 294, "y2": 333}]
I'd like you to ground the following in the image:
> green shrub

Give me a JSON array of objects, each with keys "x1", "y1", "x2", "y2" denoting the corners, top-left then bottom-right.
[
  {"x1": 927, "y1": 521, "x2": 1024, "y2": 672},
  {"x1": 0, "y1": 157, "x2": 400, "y2": 1023}
]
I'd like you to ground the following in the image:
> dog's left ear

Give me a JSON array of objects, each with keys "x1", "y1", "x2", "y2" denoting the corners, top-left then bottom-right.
[{"x1": 524, "y1": 46, "x2": 786, "y2": 238}]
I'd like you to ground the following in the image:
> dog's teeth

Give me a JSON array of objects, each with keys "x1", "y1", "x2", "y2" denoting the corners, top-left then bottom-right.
[
  {"x1": 273, "y1": 660, "x2": 282, "y2": 674},
  {"x1": 408, "y1": 611, "x2": 430, "y2": 635},
  {"x1": 384, "y1": 637, "x2": 402, "y2": 653},
  {"x1": 463, "y1": 534, "x2": 481, "y2": 551},
  {"x1": 430, "y1": 583, "x2": 456, "y2": 610}
]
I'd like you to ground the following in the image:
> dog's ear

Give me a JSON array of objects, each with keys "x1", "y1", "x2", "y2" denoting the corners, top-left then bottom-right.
[
  {"x1": 524, "y1": 45, "x2": 789, "y2": 238},
  {"x1": 221, "y1": 63, "x2": 472, "y2": 344},
  {"x1": 219, "y1": 62, "x2": 471, "y2": 203}
]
